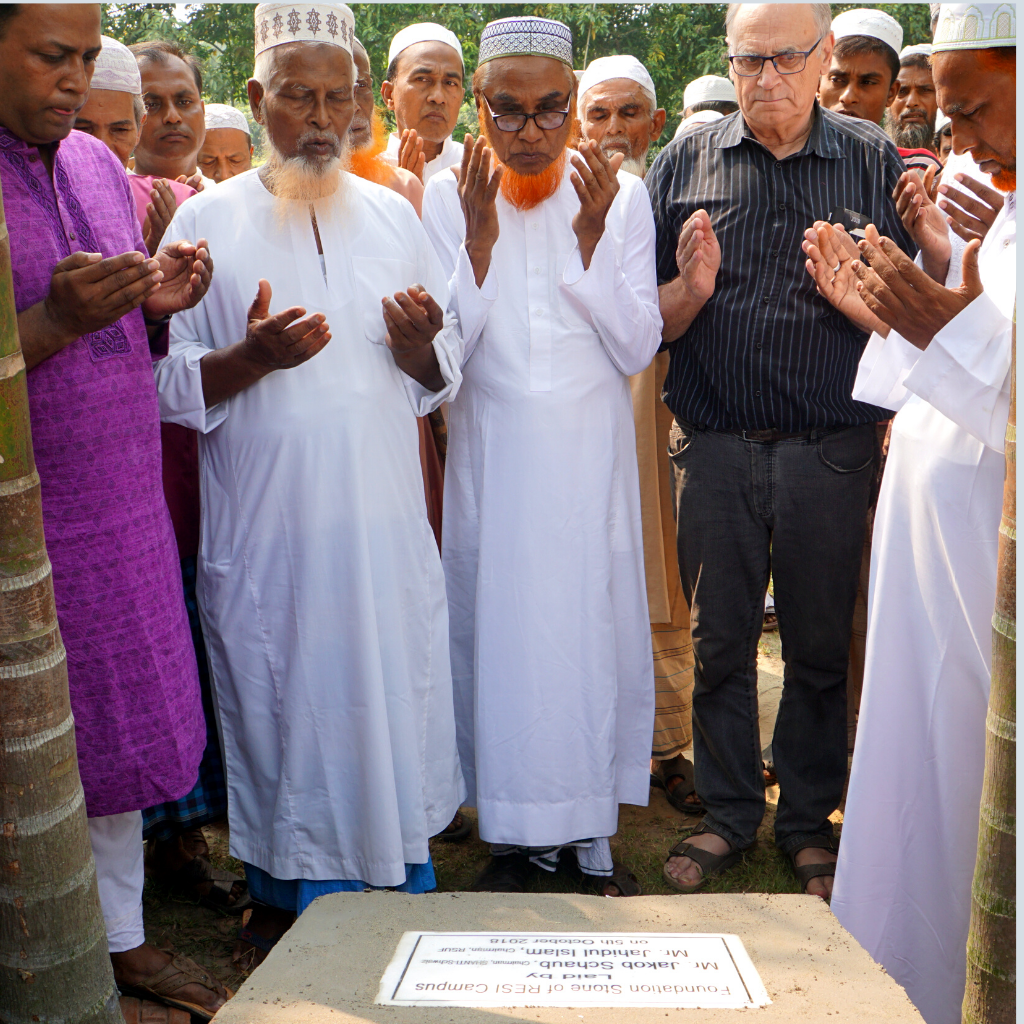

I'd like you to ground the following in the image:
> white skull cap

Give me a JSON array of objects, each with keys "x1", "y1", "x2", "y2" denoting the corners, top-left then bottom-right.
[
  {"x1": 92, "y1": 36, "x2": 142, "y2": 94},
  {"x1": 205, "y1": 103, "x2": 251, "y2": 136},
  {"x1": 900, "y1": 43, "x2": 934, "y2": 57},
  {"x1": 388, "y1": 23, "x2": 464, "y2": 67},
  {"x1": 932, "y1": 3, "x2": 1016, "y2": 50},
  {"x1": 831, "y1": 8, "x2": 904, "y2": 55},
  {"x1": 672, "y1": 109, "x2": 724, "y2": 141},
  {"x1": 254, "y1": 4, "x2": 355, "y2": 57},
  {"x1": 578, "y1": 55, "x2": 657, "y2": 109},
  {"x1": 682, "y1": 75, "x2": 736, "y2": 111}
]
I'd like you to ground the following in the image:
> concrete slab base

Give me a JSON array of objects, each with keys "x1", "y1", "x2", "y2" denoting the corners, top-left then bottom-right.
[{"x1": 212, "y1": 892, "x2": 924, "y2": 1023}]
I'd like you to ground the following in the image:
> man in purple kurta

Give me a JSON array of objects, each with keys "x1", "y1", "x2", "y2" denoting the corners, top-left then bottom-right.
[{"x1": 0, "y1": 5, "x2": 226, "y2": 1016}]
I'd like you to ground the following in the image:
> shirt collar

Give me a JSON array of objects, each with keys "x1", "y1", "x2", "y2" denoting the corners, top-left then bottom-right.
[{"x1": 715, "y1": 103, "x2": 843, "y2": 159}]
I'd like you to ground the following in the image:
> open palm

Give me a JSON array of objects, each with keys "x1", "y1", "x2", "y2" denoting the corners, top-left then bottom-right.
[
  {"x1": 675, "y1": 209, "x2": 720, "y2": 303},
  {"x1": 142, "y1": 239, "x2": 213, "y2": 319}
]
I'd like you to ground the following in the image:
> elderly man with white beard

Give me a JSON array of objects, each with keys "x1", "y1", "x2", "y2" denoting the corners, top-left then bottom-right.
[
  {"x1": 422, "y1": 17, "x2": 662, "y2": 896},
  {"x1": 578, "y1": 57, "x2": 701, "y2": 812},
  {"x1": 154, "y1": 2, "x2": 465, "y2": 962}
]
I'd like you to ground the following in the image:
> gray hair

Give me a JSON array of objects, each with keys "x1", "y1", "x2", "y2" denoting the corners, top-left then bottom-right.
[
  {"x1": 132, "y1": 94, "x2": 145, "y2": 128},
  {"x1": 725, "y1": 4, "x2": 833, "y2": 44}
]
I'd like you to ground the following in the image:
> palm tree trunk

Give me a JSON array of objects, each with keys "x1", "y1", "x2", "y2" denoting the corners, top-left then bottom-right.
[
  {"x1": 962, "y1": 316, "x2": 1015, "y2": 1024},
  {"x1": 0, "y1": 174, "x2": 120, "y2": 1021}
]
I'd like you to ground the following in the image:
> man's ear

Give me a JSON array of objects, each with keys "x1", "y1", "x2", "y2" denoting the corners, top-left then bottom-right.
[
  {"x1": 651, "y1": 106, "x2": 667, "y2": 142},
  {"x1": 380, "y1": 78, "x2": 395, "y2": 111},
  {"x1": 885, "y1": 76, "x2": 899, "y2": 107},
  {"x1": 247, "y1": 79, "x2": 265, "y2": 123}
]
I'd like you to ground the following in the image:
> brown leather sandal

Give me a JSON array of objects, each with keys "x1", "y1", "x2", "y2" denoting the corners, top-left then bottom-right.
[
  {"x1": 119, "y1": 995, "x2": 191, "y2": 1024},
  {"x1": 663, "y1": 826, "x2": 744, "y2": 894},
  {"x1": 585, "y1": 862, "x2": 642, "y2": 897},
  {"x1": 788, "y1": 835, "x2": 839, "y2": 901},
  {"x1": 120, "y1": 953, "x2": 231, "y2": 1022}
]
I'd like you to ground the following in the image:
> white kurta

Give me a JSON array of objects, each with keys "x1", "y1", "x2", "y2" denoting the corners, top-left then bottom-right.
[
  {"x1": 832, "y1": 196, "x2": 1015, "y2": 1024},
  {"x1": 384, "y1": 132, "x2": 462, "y2": 184},
  {"x1": 421, "y1": 169, "x2": 662, "y2": 847},
  {"x1": 154, "y1": 169, "x2": 466, "y2": 886}
]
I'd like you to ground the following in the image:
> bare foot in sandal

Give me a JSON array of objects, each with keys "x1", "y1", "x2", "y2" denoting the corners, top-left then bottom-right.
[
  {"x1": 232, "y1": 904, "x2": 296, "y2": 970},
  {"x1": 664, "y1": 831, "x2": 732, "y2": 889},
  {"x1": 112, "y1": 944, "x2": 229, "y2": 1019},
  {"x1": 794, "y1": 847, "x2": 837, "y2": 899}
]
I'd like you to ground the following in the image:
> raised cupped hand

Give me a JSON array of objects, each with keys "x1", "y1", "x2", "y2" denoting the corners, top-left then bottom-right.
[
  {"x1": 802, "y1": 221, "x2": 886, "y2": 335},
  {"x1": 239, "y1": 278, "x2": 331, "y2": 370},
  {"x1": 674, "y1": 209, "x2": 720, "y2": 304},
  {"x1": 569, "y1": 139, "x2": 624, "y2": 270},
  {"x1": 44, "y1": 249, "x2": 163, "y2": 341},
  {"x1": 141, "y1": 238, "x2": 215, "y2": 319},
  {"x1": 457, "y1": 134, "x2": 503, "y2": 289}
]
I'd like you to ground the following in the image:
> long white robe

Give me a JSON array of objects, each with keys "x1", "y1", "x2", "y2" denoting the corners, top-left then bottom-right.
[
  {"x1": 421, "y1": 169, "x2": 661, "y2": 847},
  {"x1": 154, "y1": 169, "x2": 466, "y2": 886},
  {"x1": 832, "y1": 195, "x2": 1015, "y2": 1024}
]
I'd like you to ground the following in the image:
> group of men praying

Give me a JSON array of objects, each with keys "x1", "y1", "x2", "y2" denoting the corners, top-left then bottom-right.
[{"x1": 0, "y1": 4, "x2": 1014, "y2": 1024}]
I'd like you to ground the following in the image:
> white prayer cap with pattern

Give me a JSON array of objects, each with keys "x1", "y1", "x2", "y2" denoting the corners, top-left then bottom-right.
[
  {"x1": 578, "y1": 55, "x2": 657, "y2": 109},
  {"x1": 682, "y1": 75, "x2": 736, "y2": 111},
  {"x1": 932, "y1": 3, "x2": 1016, "y2": 50},
  {"x1": 92, "y1": 36, "x2": 142, "y2": 94},
  {"x1": 254, "y1": 3, "x2": 355, "y2": 57},
  {"x1": 900, "y1": 42, "x2": 934, "y2": 57},
  {"x1": 205, "y1": 104, "x2": 250, "y2": 136},
  {"x1": 388, "y1": 23, "x2": 464, "y2": 68},
  {"x1": 831, "y1": 8, "x2": 904, "y2": 54},
  {"x1": 478, "y1": 17, "x2": 573, "y2": 67}
]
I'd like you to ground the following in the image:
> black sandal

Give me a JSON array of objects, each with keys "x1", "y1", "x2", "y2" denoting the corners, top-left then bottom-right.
[
  {"x1": 469, "y1": 853, "x2": 532, "y2": 893},
  {"x1": 582, "y1": 862, "x2": 642, "y2": 897},
  {"x1": 663, "y1": 825, "x2": 744, "y2": 894},
  {"x1": 788, "y1": 835, "x2": 839, "y2": 900},
  {"x1": 651, "y1": 755, "x2": 705, "y2": 815}
]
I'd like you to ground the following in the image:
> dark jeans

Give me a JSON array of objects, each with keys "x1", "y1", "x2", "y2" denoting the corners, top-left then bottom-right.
[{"x1": 668, "y1": 421, "x2": 877, "y2": 853}]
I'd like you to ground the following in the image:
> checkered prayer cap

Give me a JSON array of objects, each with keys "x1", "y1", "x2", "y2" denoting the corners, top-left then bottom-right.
[
  {"x1": 477, "y1": 17, "x2": 573, "y2": 67},
  {"x1": 254, "y1": 3, "x2": 355, "y2": 57}
]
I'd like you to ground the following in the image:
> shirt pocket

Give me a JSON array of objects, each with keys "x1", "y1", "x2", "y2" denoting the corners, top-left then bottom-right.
[{"x1": 353, "y1": 257, "x2": 418, "y2": 345}]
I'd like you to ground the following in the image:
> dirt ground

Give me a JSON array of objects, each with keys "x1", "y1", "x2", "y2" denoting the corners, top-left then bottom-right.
[{"x1": 140, "y1": 629, "x2": 845, "y2": 995}]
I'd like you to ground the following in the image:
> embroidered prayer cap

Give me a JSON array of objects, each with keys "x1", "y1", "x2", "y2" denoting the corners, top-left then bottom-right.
[
  {"x1": 831, "y1": 8, "x2": 904, "y2": 55},
  {"x1": 205, "y1": 103, "x2": 251, "y2": 137},
  {"x1": 682, "y1": 75, "x2": 736, "y2": 111},
  {"x1": 900, "y1": 42, "x2": 934, "y2": 57},
  {"x1": 254, "y1": 3, "x2": 355, "y2": 57},
  {"x1": 578, "y1": 55, "x2": 657, "y2": 109},
  {"x1": 388, "y1": 23, "x2": 464, "y2": 68},
  {"x1": 92, "y1": 36, "x2": 142, "y2": 94},
  {"x1": 477, "y1": 17, "x2": 573, "y2": 68},
  {"x1": 932, "y1": 3, "x2": 1016, "y2": 50}
]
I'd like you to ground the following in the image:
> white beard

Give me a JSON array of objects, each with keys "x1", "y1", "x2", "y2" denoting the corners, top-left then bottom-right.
[
  {"x1": 596, "y1": 141, "x2": 649, "y2": 180},
  {"x1": 619, "y1": 154, "x2": 649, "y2": 178},
  {"x1": 260, "y1": 131, "x2": 353, "y2": 217}
]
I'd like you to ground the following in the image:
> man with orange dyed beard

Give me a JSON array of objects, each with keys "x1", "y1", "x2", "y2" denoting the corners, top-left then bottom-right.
[
  {"x1": 803, "y1": 6, "x2": 1015, "y2": 1020},
  {"x1": 422, "y1": 16, "x2": 662, "y2": 897},
  {"x1": 348, "y1": 39, "x2": 423, "y2": 215}
]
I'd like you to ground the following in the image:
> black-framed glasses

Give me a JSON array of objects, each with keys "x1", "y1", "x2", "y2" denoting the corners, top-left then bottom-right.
[
  {"x1": 483, "y1": 96, "x2": 570, "y2": 133},
  {"x1": 727, "y1": 35, "x2": 824, "y2": 77}
]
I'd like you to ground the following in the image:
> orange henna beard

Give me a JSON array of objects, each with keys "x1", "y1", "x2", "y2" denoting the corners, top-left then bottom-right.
[
  {"x1": 482, "y1": 118, "x2": 580, "y2": 211},
  {"x1": 348, "y1": 109, "x2": 393, "y2": 186}
]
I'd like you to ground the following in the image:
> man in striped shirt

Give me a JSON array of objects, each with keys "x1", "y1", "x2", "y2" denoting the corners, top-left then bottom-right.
[{"x1": 647, "y1": 2, "x2": 913, "y2": 899}]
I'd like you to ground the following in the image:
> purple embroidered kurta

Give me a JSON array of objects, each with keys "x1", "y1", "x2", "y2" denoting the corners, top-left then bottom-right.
[{"x1": 0, "y1": 126, "x2": 203, "y2": 817}]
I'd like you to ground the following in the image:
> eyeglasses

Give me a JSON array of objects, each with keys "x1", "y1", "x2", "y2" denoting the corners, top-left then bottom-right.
[
  {"x1": 483, "y1": 96, "x2": 570, "y2": 133},
  {"x1": 727, "y1": 35, "x2": 824, "y2": 77}
]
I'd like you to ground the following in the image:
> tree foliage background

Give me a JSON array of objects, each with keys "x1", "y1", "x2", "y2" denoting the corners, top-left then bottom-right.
[{"x1": 102, "y1": 2, "x2": 934, "y2": 149}]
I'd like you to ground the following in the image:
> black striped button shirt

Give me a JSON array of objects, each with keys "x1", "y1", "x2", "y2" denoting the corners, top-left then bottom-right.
[{"x1": 646, "y1": 104, "x2": 916, "y2": 432}]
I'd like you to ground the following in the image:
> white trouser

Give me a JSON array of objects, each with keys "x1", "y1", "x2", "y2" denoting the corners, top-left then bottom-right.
[{"x1": 87, "y1": 810, "x2": 145, "y2": 953}]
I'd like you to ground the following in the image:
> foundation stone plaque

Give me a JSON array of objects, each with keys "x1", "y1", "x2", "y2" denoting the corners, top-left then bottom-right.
[{"x1": 375, "y1": 931, "x2": 771, "y2": 1009}]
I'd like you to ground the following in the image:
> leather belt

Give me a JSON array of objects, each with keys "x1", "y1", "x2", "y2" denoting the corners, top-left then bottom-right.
[{"x1": 726, "y1": 427, "x2": 819, "y2": 442}]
